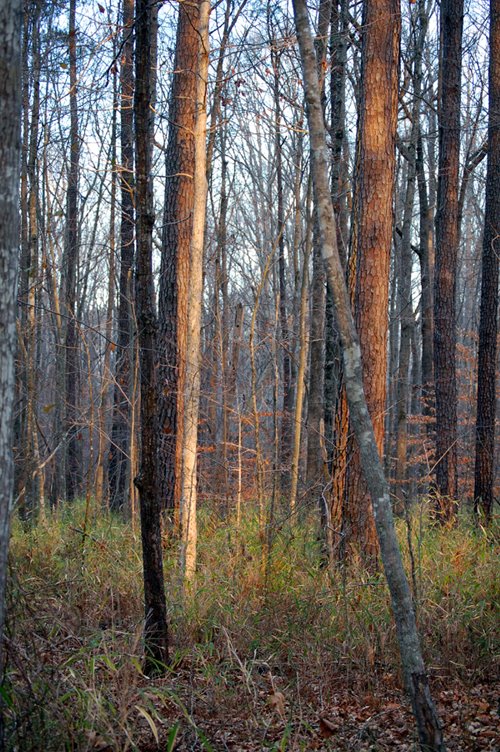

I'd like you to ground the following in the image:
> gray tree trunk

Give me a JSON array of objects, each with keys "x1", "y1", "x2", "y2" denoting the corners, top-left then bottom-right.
[
  {"x1": 0, "y1": 0, "x2": 22, "y2": 668},
  {"x1": 292, "y1": 1, "x2": 444, "y2": 748}
]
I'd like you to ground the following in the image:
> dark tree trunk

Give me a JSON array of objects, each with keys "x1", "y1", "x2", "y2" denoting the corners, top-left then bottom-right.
[
  {"x1": 109, "y1": 0, "x2": 135, "y2": 513},
  {"x1": 433, "y1": 0, "x2": 464, "y2": 514},
  {"x1": 134, "y1": 0, "x2": 168, "y2": 672},
  {"x1": 271, "y1": 46, "x2": 292, "y2": 493},
  {"x1": 474, "y1": 0, "x2": 499, "y2": 522},
  {"x1": 64, "y1": 0, "x2": 81, "y2": 502}
]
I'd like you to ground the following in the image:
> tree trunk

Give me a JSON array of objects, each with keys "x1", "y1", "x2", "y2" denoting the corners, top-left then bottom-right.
[
  {"x1": 109, "y1": 0, "x2": 135, "y2": 513},
  {"x1": 474, "y1": 0, "x2": 499, "y2": 522},
  {"x1": 271, "y1": 45, "x2": 292, "y2": 493},
  {"x1": 0, "y1": 0, "x2": 22, "y2": 668},
  {"x1": 433, "y1": 0, "x2": 464, "y2": 515},
  {"x1": 305, "y1": 0, "x2": 331, "y2": 502},
  {"x1": 180, "y1": 0, "x2": 210, "y2": 581},
  {"x1": 292, "y1": 3, "x2": 445, "y2": 748},
  {"x1": 64, "y1": 0, "x2": 81, "y2": 502},
  {"x1": 158, "y1": 0, "x2": 199, "y2": 521},
  {"x1": 134, "y1": 0, "x2": 168, "y2": 671},
  {"x1": 343, "y1": 0, "x2": 400, "y2": 563}
]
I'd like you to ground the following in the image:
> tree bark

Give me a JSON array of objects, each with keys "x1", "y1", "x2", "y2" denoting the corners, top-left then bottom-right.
[
  {"x1": 0, "y1": 0, "x2": 22, "y2": 668},
  {"x1": 64, "y1": 0, "x2": 81, "y2": 502},
  {"x1": 109, "y1": 0, "x2": 135, "y2": 513},
  {"x1": 134, "y1": 0, "x2": 168, "y2": 671},
  {"x1": 158, "y1": 0, "x2": 199, "y2": 521},
  {"x1": 343, "y1": 0, "x2": 400, "y2": 562},
  {"x1": 474, "y1": 0, "x2": 499, "y2": 522},
  {"x1": 433, "y1": 0, "x2": 464, "y2": 514},
  {"x1": 305, "y1": 0, "x2": 331, "y2": 502},
  {"x1": 180, "y1": 0, "x2": 210, "y2": 581},
  {"x1": 292, "y1": 2, "x2": 445, "y2": 748}
]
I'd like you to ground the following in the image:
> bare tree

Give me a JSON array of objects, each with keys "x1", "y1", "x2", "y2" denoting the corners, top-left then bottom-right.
[
  {"x1": 293, "y1": 2, "x2": 445, "y2": 748},
  {"x1": 158, "y1": 0, "x2": 200, "y2": 521},
  {"x1": 341, "y1": 0, "x2": 400, "y2": 562},
  {"x1": 179, "y1": 0, "x2": 210, "y2": 580},
  {"x1": 109, "y1": 0, "x2": 135, "y2": 513},
  {"x1": 64, "y1": 0, "x2": 81, "y2": 502},
  {"x1": 433, "y1": 0, "x2": 464, "y2": 514},
  {"x1": 134, "y1": 0, "x2": 168, "y2": 671},
  {"x1": 0, "y1": 0, "x2": 23, "y2": 665},
  {"x1": 474, "y1": 0, "x2": 499, "y2": 522}
]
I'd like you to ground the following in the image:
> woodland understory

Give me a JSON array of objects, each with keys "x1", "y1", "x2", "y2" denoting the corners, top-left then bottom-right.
[
  {"x1": 0, "y1": 0, "x2": 498, "y2": 750},
  {"x1": 5, "y1": 503, "x2": 500, "y2": 751}
]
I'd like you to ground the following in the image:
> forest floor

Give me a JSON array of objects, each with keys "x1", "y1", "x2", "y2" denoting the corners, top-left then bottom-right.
[{"x1": 4, "y1": 501, "x2": 499, "y2": 751}]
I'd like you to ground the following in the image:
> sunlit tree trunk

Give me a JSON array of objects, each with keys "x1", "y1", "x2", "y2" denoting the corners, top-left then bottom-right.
[
  {"x1": 343, "y1": 0, "x2": 400, "y2": 562},
  {"x1": 158, "y1": 0, "x2": 199, "y2": 522},
  {"x1": 180, "y1": 0, "x2": 210, "y2": 581}
]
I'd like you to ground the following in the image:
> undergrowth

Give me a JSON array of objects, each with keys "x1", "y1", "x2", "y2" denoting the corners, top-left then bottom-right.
[{"x1": 3, "y1": 500, "x2": 499, "y2": 751}]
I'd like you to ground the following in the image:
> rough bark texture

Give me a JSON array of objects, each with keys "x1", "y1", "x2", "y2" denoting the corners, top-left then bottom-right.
[
  {"x1": 109, "y1": 0, "x2": 135, "y2": 513},
  {"x1": 293, "y1": 3, "x2": 445, "y2": 748},
  {"x1": 158, "y1": 1, "x2": 199, "y2": 519},
  {"x1": 180, "y1": 0, "x2": 210, "y2": 581},
  {"x1": 343, "y1": 0, "x2": 400, "y2": 561},
  {"x1": 474, "y1": 0, "x2": 499, "y2": 522},
  {"x1": 0, "y1": 0, "x2": 22, "y2": 666},
  {"x1": 134, "y1": 0, "x2": 168, "y2": 671},
  {"x1": 305, "y1": 0, "x2": 331, "y2": 501},
  {"x1": 433, "y1": 0, "x2": 463, "y2": 513}
]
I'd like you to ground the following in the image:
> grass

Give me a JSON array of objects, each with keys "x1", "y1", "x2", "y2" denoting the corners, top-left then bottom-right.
[{"x1": 4, "y1": 500, "x2": 499, "y2": 750}]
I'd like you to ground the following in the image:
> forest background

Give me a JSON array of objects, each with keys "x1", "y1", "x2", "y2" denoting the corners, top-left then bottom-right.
[{"x1": 0, "y1": 0, "x2": 498, "y2": 750}]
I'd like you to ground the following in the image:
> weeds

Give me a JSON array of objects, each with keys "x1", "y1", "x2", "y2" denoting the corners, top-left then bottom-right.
[{"x1": 4, "y1": 501, "x2": 498, "y2": 750}]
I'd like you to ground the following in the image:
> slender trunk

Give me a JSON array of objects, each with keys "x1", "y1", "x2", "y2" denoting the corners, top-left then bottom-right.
[
  {"x1": 109, "y1": 0, "x2": 135, "y2": 513},
  {"x1": 293, "y1": 4, "x2": 445, "y2": 747},
  {"x1": 305, "y1": 0, "x2": 331, "y2": 501},
  {"x1": 96, "y1": 72, "x2": 117, "y2": 506},
  {"x1": 134, "y1": 0, "x2": 168, "y2": 671},
  {"x1": 0, "y1": 0, "x2": 23, "y2": 668},
  {"x1": 474, "y1": 0, "x2": 499, "y2": 522},
  {"x1": 416, "y1": 129, "x2": 434, "y2": 419},
  {"x1": 290, "y1": 206, "x2": 311, "y2": 513},
  {"x1": 271, "y1": 47, "x2": 292, "y2": 492},
  {"x1": 64, "y1": 0, "x2": 81, "y2": 502},
  {"x1": 180, "y1": 0, "x2": 210, "y2": 581}
]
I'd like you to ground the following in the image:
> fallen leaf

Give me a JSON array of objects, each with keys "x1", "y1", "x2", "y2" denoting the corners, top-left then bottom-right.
[{"x1": 268, "y1": 691, "x2": 286, "y2": 719}]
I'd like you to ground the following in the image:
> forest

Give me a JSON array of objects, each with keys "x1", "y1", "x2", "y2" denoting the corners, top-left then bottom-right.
[{"x1": 0, "y1": 0, "x2": 498, "y2": 749}]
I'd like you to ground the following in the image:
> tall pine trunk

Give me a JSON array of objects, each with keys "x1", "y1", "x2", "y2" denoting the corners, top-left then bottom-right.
[{"x1": 433, "y1": 0, "x2": 464, "y2": 515}]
